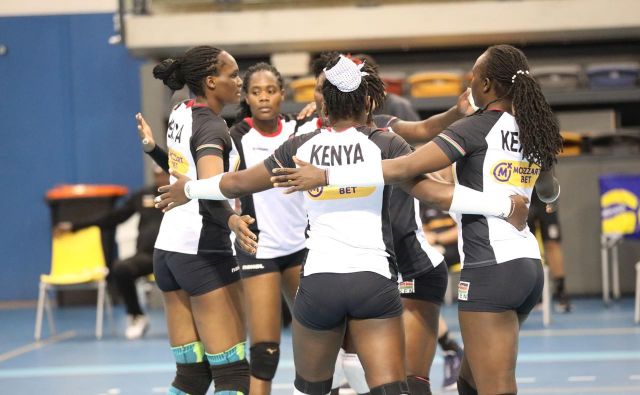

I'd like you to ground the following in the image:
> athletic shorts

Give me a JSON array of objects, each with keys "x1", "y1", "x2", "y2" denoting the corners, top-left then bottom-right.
[
  {"x1": 398, "y1": 261, "x2": 448, "y2": 304},
  {"x1": 457, "y1": 258, "x2": 544, "y2": 315},
  {"x1": 236, "y1": 247, "x2": 306, "y2": 279},
  {"x1": 395, "y1": 233, "x2": 440, "y2": 280},
  {"x1": 294, "y1": 272, "x2": 403, "y2": 330},
  {"x1": 153, "y1": 248, "x2": 241, "y2": 296},
  {"x1": 527, "y1": 193, "x2": 562, "y2": 242}
]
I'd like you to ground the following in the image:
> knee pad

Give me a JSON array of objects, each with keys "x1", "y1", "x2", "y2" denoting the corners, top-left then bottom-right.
[
  {"x1": 210, "y1": 359, "x2": 250, "y2": 395},
  {"x1": 407, "y1": 376, "x2": 432, "y2": 395},
  {"x1": 457, "y1": 377, "x2": 478, "y2": 395},
  {"x1": 370, "y1": 381, "x2": 409, "y2": 395},
  {"x1": 172, "y1": 361, "x2": 212, "y2": 395},
  {"x1": 342, "y1": 353, "x2": 369, "y2": 394},
  {"x1": 250, "y1": 342, "x2": 280, "y2": 381},
  {"x1": 294, "y1": 373, "x2": 333, "y2": 395}
]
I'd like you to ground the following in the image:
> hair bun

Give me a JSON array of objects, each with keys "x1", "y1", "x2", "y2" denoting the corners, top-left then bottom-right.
[{"x1": 153, "y1": 57, "x2": 186, "y2": 90}]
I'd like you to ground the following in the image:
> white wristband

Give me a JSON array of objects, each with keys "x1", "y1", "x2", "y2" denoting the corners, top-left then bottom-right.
[
  {"x1": 184, "y1": 173, "x2": 228, "y2": 201},
  {"x1": 449, "y1": 184, "x2": 512, "y2": 218},
  {"x1": 327, "y1": 164, "x2": 384, "y2": 187}
]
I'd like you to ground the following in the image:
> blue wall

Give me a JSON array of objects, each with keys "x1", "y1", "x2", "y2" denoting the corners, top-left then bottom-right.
[{"x1": 0, "y1": 14, "x2": 144, "y2": 300}]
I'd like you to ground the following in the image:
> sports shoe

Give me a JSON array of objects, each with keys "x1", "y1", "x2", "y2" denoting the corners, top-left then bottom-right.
[
  {"x1": 554, "y1": 292, "x2": 572, "y2": 313},
  {"x1": 125, "y1": 314, "x2": 149, "y2": 340},
  {"x1": 442, "y1": 348, "x2": 463, "y2": 391}
]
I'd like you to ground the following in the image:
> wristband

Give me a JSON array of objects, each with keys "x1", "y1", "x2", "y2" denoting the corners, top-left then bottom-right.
[
  {"x1": 449, "y1": 184, "x2": 512, "y2": 218},
  {"x1": 184, "y1": 173, "x2": 228, "y2": 201}
]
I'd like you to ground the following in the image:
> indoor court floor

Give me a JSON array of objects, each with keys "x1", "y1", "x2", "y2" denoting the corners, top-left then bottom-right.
[{"x1": 1, "y1": 297, "x2": 639, "y2": 395}]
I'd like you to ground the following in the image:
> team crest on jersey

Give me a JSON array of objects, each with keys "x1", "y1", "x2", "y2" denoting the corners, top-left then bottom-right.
[
  {"x1": 458, "y1": 281, "x2": 470, "y2": 301},
  {"x1": 491, "y1": 160, "x2": 540, "y2": 187},
  {"x1": 398, "y1": 280, "x2": 415, "y2": 294},
  {"x1": 305, "y1": 186, "x2": 376, "y2": 200},
  {"x1": 168, "y1": 148, "x2": 190, "y2": 174}
]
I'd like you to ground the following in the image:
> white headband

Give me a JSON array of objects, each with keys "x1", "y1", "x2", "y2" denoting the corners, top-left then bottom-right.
[
  {"x1": 324, "y1": 55, "x2": 369, "y2": 93},
  {"x1": 511, "y1": 69, "x2": 530, "y2": 83}
]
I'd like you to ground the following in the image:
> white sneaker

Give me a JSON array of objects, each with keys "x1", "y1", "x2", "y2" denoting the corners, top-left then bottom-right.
[{"x1": 125, "y1": 314, "x2": 149, "y2": 340}]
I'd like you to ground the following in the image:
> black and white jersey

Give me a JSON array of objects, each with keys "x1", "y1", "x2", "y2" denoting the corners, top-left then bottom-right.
[
  {"x1": 264, "y1": 126, "x2": 411, "y2": 279},
  {"x1": 230, "y1": 116, "x2": 307, "y2": 258},
  {"x1": 372, "y1": 115, "x2": 444, "y2": 279},
  {"x1": 433, "y1": 110, "x2": 541, "y2": 268},
  {"x1": 154, "y1": 100, "x2": 234, "y2": 255}
]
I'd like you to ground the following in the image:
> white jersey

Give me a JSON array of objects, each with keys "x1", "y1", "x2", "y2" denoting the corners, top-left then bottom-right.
[
  {"x1": 154, "y1": 100, "x2": 235, "y2": 255},
  {"x1": 230, "y1": 116, "x2": 309, "y2": 258},
  {"x1": 434, "y1": 110, "x2": 541, "y2": 268},
  {"x1": 264, "y1": 126, "x2": 412, "y2": 279}
]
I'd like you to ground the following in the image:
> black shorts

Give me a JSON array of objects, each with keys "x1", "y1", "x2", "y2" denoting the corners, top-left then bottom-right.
[
  {"x1": 395, "y1": 233, "x2": 440, "y2": 280},
  {"x1": 457, "y1": 258, "x2": 544, "y2": 315},
  {"x1": 153, "y1": 249, "x2": 241, "y2": 296},
  {"x1": 398, "y1": 261, "x2": 448, "y2": 305},
  {"x1": 236, "y1": 247, "x2": 306, "y2": 279},
  {"x1": 294, "y1": 272, "x2": 403, "y2": 330},
  {"x1": 527, "y1": 193, "x2": 562, "y2": 242}
]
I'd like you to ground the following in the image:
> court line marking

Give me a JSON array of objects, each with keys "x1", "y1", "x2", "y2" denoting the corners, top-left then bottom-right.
[
  {"x1": 0, "y1": 330, "x2": 76, "y2": 363},
  {"x1": 630, "y1": 375, "x2": 640, "y2": 380},
  {"x1": 516, "y1": 377, "x2": 537, "y2": 383},
  {"x1": 568, "y1": 376, "x2": 596, "y2": 382}
]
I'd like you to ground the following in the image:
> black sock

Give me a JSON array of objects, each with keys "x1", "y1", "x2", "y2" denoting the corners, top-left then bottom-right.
[
  {"x1": 554, "y1": 277, "x2": 566, "y2": 296},
  {"x1": 438, "y1": 331, "x2": 462, "y2": 353}
]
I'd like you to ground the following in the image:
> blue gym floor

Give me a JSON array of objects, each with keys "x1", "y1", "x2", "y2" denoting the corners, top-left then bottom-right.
[{"x1": 1, "y1": 298, "x2": 639, "y2": 395}]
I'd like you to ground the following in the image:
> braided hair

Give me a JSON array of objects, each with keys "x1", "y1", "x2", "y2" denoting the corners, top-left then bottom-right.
[
  {"x1": 235, "y1": 62, "x2": 284, "y2": 123},
  {"x1": 322, "y1": 56, "x2": 386, "y2": 124},
  {"x1": 311, "y1": 51, "x2": 340, "y2": 78},
  {"x1": 481, "y1": 44, "x2": 562, "y2": 170},
  {"x1": 153, "y1": 46, "x2": 222, "y2": 97}
]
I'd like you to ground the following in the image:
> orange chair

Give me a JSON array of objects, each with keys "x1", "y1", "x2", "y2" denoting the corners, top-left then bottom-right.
[{"x1": 34, "y1": 226, "x2": 113, "y2": 340}]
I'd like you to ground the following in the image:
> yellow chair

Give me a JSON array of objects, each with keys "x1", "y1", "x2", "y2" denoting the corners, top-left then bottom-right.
[
  {"x1": 34, "y1": 226, "x2": 113, "y2": 340},
  {"x1": 407, "y1": 72, "x2": 463, "y2": 97},
  {"x1": 289, "y1": 77, "x2": 317, "y2": 103}
]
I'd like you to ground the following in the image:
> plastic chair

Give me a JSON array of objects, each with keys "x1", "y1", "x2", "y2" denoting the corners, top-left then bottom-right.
[
  {"x1": 34, "y1": 226, "x2": 113, "y2": 340},
  {"x1": 599, "y1": 174, "x2": 640, "y2": 305}
]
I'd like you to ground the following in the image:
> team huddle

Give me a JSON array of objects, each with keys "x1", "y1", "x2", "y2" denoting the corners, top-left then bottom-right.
[{"x1": 136, "y1": 45, "x2": 562, "y2": 395}]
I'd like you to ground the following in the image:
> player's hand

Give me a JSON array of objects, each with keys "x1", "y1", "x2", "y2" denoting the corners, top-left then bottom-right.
[
  {"x1": 136, "y1": 113, "x2": 156, "y2": 153},
  {"x1": 296, "y1": 102, "x2": 317, "y2": 120},
  {"x1": 270, "y1": 156, "x2": 327, "y2": 194},
  {"x1": 456, "y1": 89, "x2": 475, "y2": 116},
  {"x1": 229, "y1": 215, "x2": 257, "y2": 255},
  {"x1": 155, "y1": 170, "x2": 191, "y2": 212},
  {"x1": 545, "y1": 200, "x2": 559, "y2": 214},
  {"x1": 506, "y1": 195, "x2": 530, "y2": 231}
]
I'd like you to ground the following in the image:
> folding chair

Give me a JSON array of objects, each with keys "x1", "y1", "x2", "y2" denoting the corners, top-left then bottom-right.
[
  {"x1": 34, "y1": 226, "x2": 113, "y2": 340},
  {"x1": 599, "y1": 174, "x2": 640, "y2": 306}
]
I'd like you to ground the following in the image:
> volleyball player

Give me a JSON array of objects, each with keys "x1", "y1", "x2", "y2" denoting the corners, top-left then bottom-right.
[
  {"x1": 154, "y1": 55, "x2": 530, "y2": 394},
  {"x1": 230, "y1": 62, "x2": 309, "y2": 394},
  {"x1": 137, "y1": 46, "x2": 256, "y2": 395},
  {"x1": 273, "y1": 45, "x2": 563, "y2": 395}
]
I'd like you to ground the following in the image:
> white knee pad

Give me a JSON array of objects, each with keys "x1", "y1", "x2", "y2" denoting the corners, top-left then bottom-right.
[
  {"x1": 342, "y1": 353, "x2": 370, "y2": 394},
  {"x1": 332, "y1": 348, "x2": 346, "y2": 390}
]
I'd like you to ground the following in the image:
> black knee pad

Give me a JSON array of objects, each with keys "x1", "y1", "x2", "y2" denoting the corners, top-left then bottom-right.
[
  {"x1": 250, "y1": 342, "x2": 280, "y2": 381},
  {"x1": 407, "y1": 376, "x2": 432, "y2": 395},
  {"x1": 210, "y1": 359, "x2": 250, "y2": 394},
  {"x1": 457, "y1": 377, "x2": 478, "y2": 395},
  {"x1": 172, "y1": 361, "x2": 212, "y2": 395},
  {"x1": 370, "y1": 381, "x2": 409, "y2": 395},
  {"x1": 294, "y1": 373, "x2": 333, "y2": 395}
]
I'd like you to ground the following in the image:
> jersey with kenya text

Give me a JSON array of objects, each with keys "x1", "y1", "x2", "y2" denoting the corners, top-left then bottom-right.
[
  {"x1": 433, "y1": 110, "x2": 541, "y2": 268},
  {"x1": 230, "y1": 116, "x2": 308, "y2": 259},
  {"x1": 154, "y1": 100, "x2": 235, "y2": 255},
  {"x1": 263, "y1": 126, "x2": 411, "y2": 279}
]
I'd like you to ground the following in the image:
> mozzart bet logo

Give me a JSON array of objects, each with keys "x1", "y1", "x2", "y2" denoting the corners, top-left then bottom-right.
[
  {"x1": 168, "y1": 148, "x2": 190, "y2": 174},
  {"x1": 306, "y1": 186, "x2": 376, "y2": 200},
  {"x1": 491, "y1": 160, "x2": 540, "y2": 187}
]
